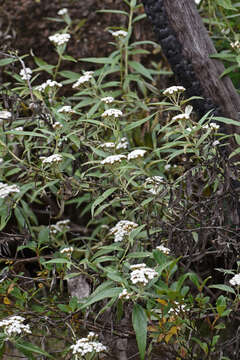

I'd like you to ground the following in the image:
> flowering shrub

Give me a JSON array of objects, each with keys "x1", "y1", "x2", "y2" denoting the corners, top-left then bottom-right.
[{"x1": 0, "y1": 1, "x2": 239, "y2": 359}]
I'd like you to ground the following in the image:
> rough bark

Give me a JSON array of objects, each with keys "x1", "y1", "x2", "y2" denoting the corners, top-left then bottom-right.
[{"x1": 142, "y1": 0, "x2": 240, "y2": 137}]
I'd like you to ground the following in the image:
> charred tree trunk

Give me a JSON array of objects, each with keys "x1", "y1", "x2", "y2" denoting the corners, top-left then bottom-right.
[{"x1": 142, "y1": 0, "x2": 240, "y2": 139}]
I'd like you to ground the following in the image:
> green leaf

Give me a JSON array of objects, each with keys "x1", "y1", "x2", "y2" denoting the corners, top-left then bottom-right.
[
  {"x1": 79, "y1": 57, "x2": 113, "y2": 64},
  {"x1": 217, "y1": 0, "x2": 237, "y2": 11},
  {"x1": 213, "y1": 116, "x2": 240, "y2": 127},
  {"x1": 79, "y1": 287, "x2": 122, "y2": 310},
  {"x1": 209, "y1": 284, "x2": 235, "y2": 294},
  {"x1": 61, "y1": 54, "x2": 77, "y2": 62},
  {"x1": 91, "y1": 187, "x2": 118, "y2": 216},
  {"x1": 125, "y1": 112, "x2": 155, "y2": 131},
  {"x1": 15, "y1": 341, "x2": 54, "y2": 359},
  {"x1": 97, "y1": 9, "x2": 129, "y2": 16},
  {"x1": 0, "y1": 58, "x2": 17, "y2": 66},
  {"x1": 132, "y1": 304, "x2": 147, "y2": 360},
  {"x1": 43, "y1": 258, "x2": 72, "y2": 265},
  {"x1": 128, "y1": 60, "x2": 153, "y2": 81}
]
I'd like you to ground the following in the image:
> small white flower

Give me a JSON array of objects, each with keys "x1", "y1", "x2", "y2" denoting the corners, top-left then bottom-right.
[
  {"x1": 112, "y1": 30, "x2": 128, "y2": 38},
  {"x1": 58, "y1": 105, "x2": 75, "y2": 113},
  {"x1": 50, "y1": 219, "x2": 70, "y2": 234},
  {"x1": 0, "y1": 110, "x2": 12, "y2": 119},
  {"x1": 70, "y1": 333, "x2": 107, "y2": 356},
  {"x1": 212, "y1": 140, "x2": 220, "y2": 146},
  {"x1": 156, "y1": 244, "x2": 170, "y2": 255},
  {"x1": 164, "y1": 164, "x2": 171, "y2": 170},
  {"x1": 101, "y1": 96, "x2": 114, "y2": 104},
  {"x1": 101, "y1": 108, "x2": 123, "y2": 118},
  {"x1": 163, "y1": 86, "x2": 186, "y2": 96},
  {"x1": 41, "y1": 154, "x2": 62, "y2": 164},
  {"x1": 0, "y1": 158, "x2": 3, "y2": 164},
  {"x1": 11, "y1": 127, "x2": 23, "y2": 131},
  {"x1": 195, "y1": 0, "x2": 201, "y2": 5},
  {"x1": 72, "y1": 72, "x2": 94, "y2": 88},
  {"x1": 210, "y1": 122, "x2": 220, "y2": 130},
  {"x1": 230, "y1": 41, "x2": 240, "y2": 50},
  {"x1": 58, "y1": 8, "x2": 68, "y2": 15},
  {"x1": 36, "y1": 80, "x2": 62, "y2": 92},
  {"x1": 101, "y1": 154, "x2": 126, "y2": 165},
  {"x1": 0, "y1": 182, "x2": 20, "y2": 199},
  {"x1": 130, "y1": 263, "x2": 158, "y2": 285},
  {"x1": 128, "y1": 149, "x2": 146, "y2": 160},
  {"x1": 60, "y1": 246, "x2": 74, "y2": 254},
  {"x1": 99, "y1": 142, "x2": 115, "y2": 149},
  {"x1": 119, "y1": 288, "x2": 132, "y2": 300},
  {"x1": 109, "y1": 220, "x2": 138, "y2": 242},
  {"x1": 168, "y1": 301, "x2": 187, "y2": 315},
  {"x1": 49, "y1": 33, "x2": 71, "y2": 46},
  {"x1": 116, "y1": 137, "x2": 128, "y2": 150},
  {"x1": 0, "y1": 316, "x2": 31, "y2": 338},
  {"x1": 52, "y1": 122, "x2": 63, "y2": 130},
  {"x1": 229, "y1": 273, "x2": 240, "y2": 286},
  {"x1": 172, "y1": 113, "x2": 190, "y2": 121},
  {"x1": 20, "y1": 67, "x2": 32, "y2": 81}
]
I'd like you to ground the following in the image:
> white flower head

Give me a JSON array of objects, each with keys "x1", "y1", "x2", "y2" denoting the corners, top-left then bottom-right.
[
  {"x1": 212, "y1": 140, "x2": 220, "y2": 146},
  {"x1": 58, "y1": 105, "x2": 75, "y2": 114},
  {"x1": 128, "y1": 149, "x2": 146, "y2": 160},
  {"x1": 36, "y1": 79, "x2": 62, "y2": 92},
  {"x1": 60, "y1": 246, "x2": 74, "y2": 254},
  {"x1": 52, "y1": 122, "x2": 63, "y2": 130},
  {"x1": 72, "y1": 72, "x2": 94, "y2": 88},
  {"x1": 0, "y1": 182, "x2": 20, "y2": 199},
  {"x1": 210, "y1": 122, "x2": 220, "y2": 130},
  {"x1": 195, "y1": 0, "x2": 201, "y2": 5},
  {"x1": 41, "y1": 154, "x2": 62, "y2": 164},
  {"x1": 229, "y1": 273, "x2": 240, "y2": 286},
  {"x1": 112, "y1": 30, "x2": 128, "y2": 38},
  {"x1": 172, "y1": 113, "x2": 190, "y2": 121},
  {"x1": 230, "y1": 40, "x2": 240, "y2": 50},
  {"x1": 109, "y1": 220, "x2": 138, "y2": 242},
  {"x1": 20, "y1": 67, "x2": 32, "y2": 81},
  {"x1": 99, "y1": 142, "x2": 115, "y2": 149},
  {"x1": 164, "y1": 164, "x2": 171, "y2": 170},
  {"x1": 101, "y1": 96, "x2": 114, "y2": 104},
  {"x1": 101, "y1": 108, "x2": 123, "y2": 118},
  {"x1": 130, "y1": 263, "x2": 158, "y2": 285},
  {"x1": 49, "y1": 33, "x2": 71, "y2": 46},
  {"x1": 116, "y1": 137, "x2": 128, "y2": 150},
  {"x1": 163, "y1": 86, "x2": 186, "y2": 96},
  {"x1": 156, "y1": 244, "x2": 170, "y2": 255},
  {"x1": 0, "y1": 110, "x2": 12, "y2": 119},
  {"x1": 0, "y1": 316, "x2": 31, "y2": 339},
  {"x1": 70, "y1": 333, "x2": 107, "y2": 356},
  {"x1": 119, "y1": 288, "x2": 132, "y2": 300},
  {"x1": 58, "y1": 8, "x2": 68, "y2": 15},
  {"x1": 101, "y1": 154, "x2": 126, "y2": 165},
  {"x1": 50, "y1": 219, "x2": 70, "y2": 234}
]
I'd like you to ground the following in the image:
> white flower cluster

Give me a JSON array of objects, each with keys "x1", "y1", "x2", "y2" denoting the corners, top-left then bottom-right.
[
  {"x1": 229, "y1": 273, "x2": 240, "y2": 286},
  {"x1": 20, "y1": 67, "x2": 32, "y2": 81},
  {"x1": 72, "y1": 71, "x2": 94, "y2": 88},
  {"x1": 0, "y1": 110, "x2": 12, "y2": 119},
  {"x1": 60, "y1": 246, "x2": 74, "y2": 254},
  {"x1": 49, "y1": 33, "x2": 71, "y2": 46},
  {"x1": 36, "y1": 80, "x2": 62, "y2": 92},
  {"x1": 116, "y1": 137, "x2": 128, "y2": 150},
  {"x1": 163, "y1": 86, "x2": 186, "y2": 96},
  {"x1": 70, "y1": 332, "x2": 107, "y2": 356},
  {"x1": 145, "y1": 176, "x2": 164, "y2": 195},
  {"x1": 58, "y1": 105, "x2": 75, "y2": 114},
  {"x1": 52, "y1": 122, "x2": 63, "y2": 130},
  {"x1": 230, "y1": 40, "x2": 240, "y2": 50},
  {"x1": 203, "y1": 122, "x2": 220, "y2": 130},
  {"x1": 101, "y1": 96, "x2": 114, "y2": 104},
  {"x1": 168, "y1": 302, "x2": 187, "y2": 315},
  {"x1": 0, "y1": 316, "x2": 31, "y2": 338},
  {"x1": 41, "y1": 154, "x2": 62, "y2": 164},
  {"x1": 101, "y1": 108, "x2": 123, "y2": 118},
  {"x1": 101, "y1": 154, "x2": 126, "y2": 165},
  {"x1": 109, "y1": 220, "x2": 138, "y2": 242},
  {"x1": 100, "y1": 142, "x2": 115, "y2": 149},
  {"x1": 173, "y1": 113, "x2": 190, "y2": 121},
  {"x1": 118, "y1": 288, "x2": 132, "y2": 300},
  {"x1": 128, "y1": 149, "x2": 146, "y2": 160},
  {"x1": 130, "y1": 263, "x2": 158, "y2": 285},
  {"x1": 11, "y1": 126, "x2": 23, "y2": 132},
  {"x1": 0, "y1": 182, "x2": 20, "y2": 199},
  {"x1": 50, "y1": 219, "x2": 70, "y2": 234},
  {"x1": 112, "y1": 30, "x2": 128, "y2": 38},
  {"x1": 58, "y1": 8, "x2": 68, "y2": 15},
  {"x1": 156, "y1": 244, "x2": 170, "y2": 255}
]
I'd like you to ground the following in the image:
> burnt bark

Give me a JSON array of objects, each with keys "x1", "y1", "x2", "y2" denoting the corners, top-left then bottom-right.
[{"x1": 142, "y1": 0, "x2": 240, "y2": 137}]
